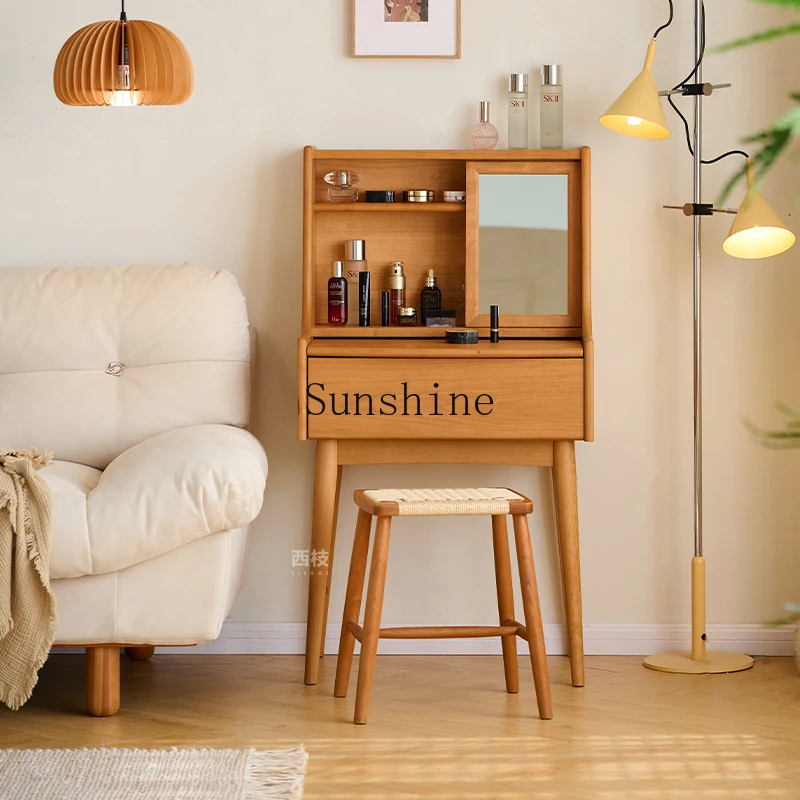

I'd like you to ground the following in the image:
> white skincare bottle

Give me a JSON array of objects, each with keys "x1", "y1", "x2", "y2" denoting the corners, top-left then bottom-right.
[
  {"x1": 540, "y1": 65, "x2": 563, "y2": 149},
  {"x1": 508, "y1": 73, "x2": 529, "y2": 150}
]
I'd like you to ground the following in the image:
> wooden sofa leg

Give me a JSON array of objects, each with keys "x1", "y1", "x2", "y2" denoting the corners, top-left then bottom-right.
[
  {"x1": 125, "y1": 646, "x2": 155, "y2": 662},
  {"x1": 86, "y1": 646, "x2": 121, "y2": 717}
]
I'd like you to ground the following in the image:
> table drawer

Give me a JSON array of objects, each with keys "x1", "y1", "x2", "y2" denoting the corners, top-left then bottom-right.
[{"x1": 306, "y1": 357, "x2": 584, "y2": 440}]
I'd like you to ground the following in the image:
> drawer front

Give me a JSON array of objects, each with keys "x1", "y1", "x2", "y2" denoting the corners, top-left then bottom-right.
[{"x1": 306, "y1": 358, "x2": 584, "y2": 440}]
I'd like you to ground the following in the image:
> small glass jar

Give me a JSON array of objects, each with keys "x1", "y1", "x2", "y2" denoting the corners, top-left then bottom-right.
[{"x1": 398, "y1": 307, "x2": 417, "y2": 326}]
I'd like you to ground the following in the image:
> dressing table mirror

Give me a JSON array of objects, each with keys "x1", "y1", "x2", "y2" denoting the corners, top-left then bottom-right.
[
  {"x1": 298, "y1": 147, "x2": 592, "y2": 689},
  {"x1": 467, "y1": 161, "x2": 582, "y2": 329}
]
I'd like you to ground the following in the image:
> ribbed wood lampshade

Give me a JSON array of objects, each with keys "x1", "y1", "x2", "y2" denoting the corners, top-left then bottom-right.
[{"x1": 54, "y1": 17, "x2": 193, "y2": 106}]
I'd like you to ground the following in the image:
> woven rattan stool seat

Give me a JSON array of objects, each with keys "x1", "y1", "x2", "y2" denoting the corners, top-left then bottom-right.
[{"x1": 357, "y1": 488, "x2": 533, "y2": 517}]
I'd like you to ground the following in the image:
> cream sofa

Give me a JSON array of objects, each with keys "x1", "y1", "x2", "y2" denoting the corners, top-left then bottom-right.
[{"x1": 0, "y1": 264, "x2": 268, "y2": 715}]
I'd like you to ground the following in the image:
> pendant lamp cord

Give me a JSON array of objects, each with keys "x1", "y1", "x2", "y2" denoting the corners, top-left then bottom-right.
[
  {"x1": 653, "y1": 0, "x2": 674, "y2": 39},
  {"x1": 666, "y1": 1, "x2": 749, "y2": 165},
  {"x1": 120, "y1": 0, "x2": 127, "y2": 22}
]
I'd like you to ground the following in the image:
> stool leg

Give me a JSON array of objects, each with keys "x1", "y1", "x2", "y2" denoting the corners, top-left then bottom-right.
[
  {"x1": 512, "y1": 513, "x2": 553, "y2": 720},
  {"x1": 354, "y1": 516, "x2": 392, "y2": 725},
  {"x1": 491, "y1": 515, "x2": 519, "y2": 694},
  {"x1": 334, "y1": 509, "x2": 372, "y2": 698}
]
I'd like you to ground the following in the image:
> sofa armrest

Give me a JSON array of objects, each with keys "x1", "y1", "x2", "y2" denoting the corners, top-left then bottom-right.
[{"x1": 86, "y1": 424, "x2": 267, "y2": 575}]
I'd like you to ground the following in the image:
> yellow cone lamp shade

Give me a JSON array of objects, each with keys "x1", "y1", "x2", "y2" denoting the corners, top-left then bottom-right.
[
  {"x1": 600, "y1": 39, "x2": 670, "y2": 140},
  {"x1": 723, "y1": 160, "x2": 796, "y2": 259},
  {"x1": 54, "y1": 18, "x2": 193, "y2": 107}
]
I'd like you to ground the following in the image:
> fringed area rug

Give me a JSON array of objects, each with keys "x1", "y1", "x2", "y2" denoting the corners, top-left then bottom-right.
[{"x1": 0, "y1": 746, "x2": 307, "y2": 799}]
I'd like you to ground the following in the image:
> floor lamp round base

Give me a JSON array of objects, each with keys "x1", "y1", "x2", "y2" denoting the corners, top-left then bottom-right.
[{"x1": 643, "y1": 650, "x2": 754, "y2": 674}]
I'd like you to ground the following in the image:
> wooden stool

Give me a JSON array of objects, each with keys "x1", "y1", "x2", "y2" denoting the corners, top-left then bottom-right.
[{"x1": 334, "y1": 488, "x2": 552, "y2": 725}]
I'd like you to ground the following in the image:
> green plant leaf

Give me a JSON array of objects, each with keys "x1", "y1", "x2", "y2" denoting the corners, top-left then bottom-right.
[
  {"x1": 712, "y1": 23, "x2": 800, "y2": 52},
  {"x1": 718, "y1": 119, "x2": 795, "y2": 203},
  {"x1": 777, "y1": 401, "x2": 800, "y2": 419},
  {"x1": 748, "y1": 0, "x2": 800, "y2": 8}
]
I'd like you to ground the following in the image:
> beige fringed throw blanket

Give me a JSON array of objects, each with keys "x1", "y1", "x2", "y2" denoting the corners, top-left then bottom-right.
[{"x1": 0, "y1": 448, "x2": 57, "y2": 710}]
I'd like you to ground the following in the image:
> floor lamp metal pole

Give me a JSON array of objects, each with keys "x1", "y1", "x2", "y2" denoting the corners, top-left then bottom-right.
[
  {"x1": 691, "y1": 0, "x2": 706, "y2": 664},
  {"x1": 644, "y1": 0, "x2": 754, "y2": 674}
]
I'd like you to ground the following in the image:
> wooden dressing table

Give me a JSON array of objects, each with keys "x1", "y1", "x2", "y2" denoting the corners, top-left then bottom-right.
[{"x1": 299, "y1": 147, "x2": 592, "y2": 688}]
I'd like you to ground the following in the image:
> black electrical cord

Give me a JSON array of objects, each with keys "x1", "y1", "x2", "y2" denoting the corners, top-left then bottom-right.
[
  {"x1": 666, "y1": 1, "x2": 749, "y2": 165},
  {"x1": 653, "y1": 0, "x2": 674, "y2": 39},
  {"x1": 121, "y1": 0, "x2": 127, "y2": 22},
  {"x1": 703, "y1": 149, "x2": 750, "y2": 164}
]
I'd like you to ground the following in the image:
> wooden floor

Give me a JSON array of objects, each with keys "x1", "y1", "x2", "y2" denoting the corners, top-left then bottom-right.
[{"x1": 2, "y1": 654, "x2": 799, "y2": 798}]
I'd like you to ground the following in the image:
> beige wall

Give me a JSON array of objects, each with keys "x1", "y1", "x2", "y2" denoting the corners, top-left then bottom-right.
[{"x1": 1, "y1": 0, "x2": 799, "y2": 631}]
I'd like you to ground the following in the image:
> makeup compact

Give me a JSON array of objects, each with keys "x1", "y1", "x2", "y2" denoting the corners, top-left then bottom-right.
[
  {"x1": 403, "y1": 190, "x2": 436, "y2": 203},
  {"x1": 445, "y1": 329, "x2": 479, "y2": 344},
  {"x1": 365, "y1": 190, "x2": 395, "y2": 203}
]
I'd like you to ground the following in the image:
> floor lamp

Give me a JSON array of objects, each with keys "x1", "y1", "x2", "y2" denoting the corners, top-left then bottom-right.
[{"x1": 600, "y1": 0, "x2": 796, "y2": 674}]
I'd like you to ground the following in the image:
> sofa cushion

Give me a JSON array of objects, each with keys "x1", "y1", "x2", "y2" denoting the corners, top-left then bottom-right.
[
  {"x1": 44, "y1": 424, "x2": 267, "y2": 580},
  {"x1": 0, "y1": 264, "x2": 251, "y2": 470}
]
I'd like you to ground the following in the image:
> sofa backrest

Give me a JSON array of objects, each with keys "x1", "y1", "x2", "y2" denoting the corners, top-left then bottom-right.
[{"x1": 0, "y1": 264, "x2": 252, "y2": 470}]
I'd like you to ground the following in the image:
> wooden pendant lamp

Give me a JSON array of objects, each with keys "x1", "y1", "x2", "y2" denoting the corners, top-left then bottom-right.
[{"x1": 54, "y1": 1, "x2": 193, "y2": 107}]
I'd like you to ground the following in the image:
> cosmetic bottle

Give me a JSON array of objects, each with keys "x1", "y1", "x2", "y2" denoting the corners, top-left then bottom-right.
[
  {"x1": 508, "y1": 73, "x2": 529, "y2": 150},
  {"x1": 344, "y1": 240, "x2": 367, "y2": 326},
  {"x1": 328, "y1": 261, "x2": 347, "y2": 326},
  {"x1": 490, "y1": 305, "x2": 500, "y2": 343},
  {"x1": 324, "y1": 170, "x2": 361, "y2": 203},
  {"x1": 359, "y1": 271, "x2": 371, "y2": 327},
  {"x1": 420, "y1": 269, "x2": 441, "y2": 312},
  {"x1": 540, "y1": 65, "x2": 563, "y2": 149},
  {"x1": 388, "y1": 261, "x2": 406, "y2": 325},
  {"x1": 470, "y1": 101, "x2": 499, "y2": 150}
]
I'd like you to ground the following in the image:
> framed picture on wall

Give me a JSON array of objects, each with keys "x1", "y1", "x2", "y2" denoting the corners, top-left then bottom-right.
[{"x1": 353, "y1": 0, "x2": 461, "y2": 59}]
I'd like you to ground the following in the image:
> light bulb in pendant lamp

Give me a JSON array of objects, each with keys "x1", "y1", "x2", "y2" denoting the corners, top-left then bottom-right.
[
  {"x1": 600, "y1": 38, "x2": 670, "y2": 140},
  {"x1": 723, "y1": 159, "x2": 795, "y2": 259},
  {"x1": 54, "y1": 16, "x2": 193, "y2": 107}
]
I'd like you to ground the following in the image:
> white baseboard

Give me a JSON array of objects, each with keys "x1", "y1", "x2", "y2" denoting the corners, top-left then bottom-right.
[{"x1": 148, "y1": 621, "x2": 795, "y2": 657}]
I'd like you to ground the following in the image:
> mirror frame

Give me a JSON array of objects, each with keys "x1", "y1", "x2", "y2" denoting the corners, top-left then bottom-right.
[{"x1": 466, "y1": 160, "x2": 583, "y2": 330}]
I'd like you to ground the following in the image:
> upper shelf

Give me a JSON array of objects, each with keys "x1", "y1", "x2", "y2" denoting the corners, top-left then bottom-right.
[
  {"x1": 314, "y1": 202, "x2": 464, "y2": 213},
  {"x1": 307, "y1": 147, "x2": 584, "y2": 162}
]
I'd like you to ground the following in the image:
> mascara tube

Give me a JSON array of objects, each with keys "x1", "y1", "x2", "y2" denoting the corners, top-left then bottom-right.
[
  {"x1": 490, "y1": 305, "x2": 500, "y2": 343},
  {"x1": 382, "y1": 291, "x2": 390, "y2": 326},
  {"x1": 359, "y1": 271, "x2": 371, "y2": 326}
]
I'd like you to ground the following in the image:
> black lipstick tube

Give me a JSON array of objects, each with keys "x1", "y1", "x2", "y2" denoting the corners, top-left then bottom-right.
[
  {"x1": 490, "y1": 305, "x2": 500, "y2": 343},
  {"x1": 381, "y1": 291, "x2": 390, "y2": 326},
  {"x1": 359, "y1": 271, "x2": 371, "y2": 326}
]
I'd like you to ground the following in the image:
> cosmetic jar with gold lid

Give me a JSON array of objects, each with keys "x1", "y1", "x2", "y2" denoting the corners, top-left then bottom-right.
[
  {"x1": 398, "y1": 307, "x2": 418, "y2": 326},
  {"x1": 403, "y1": 190, "x2": 436, "y2": 203}
]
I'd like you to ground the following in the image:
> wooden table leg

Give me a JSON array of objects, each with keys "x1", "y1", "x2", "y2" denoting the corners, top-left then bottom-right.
[
  {"x1": 319, "y1": 466, "x2": 343, "y2": 658},
  {"x1": 552, "y1": 440, "x2": 585, "y2": 688},
  {"x1": 491, "y1": 515, "x2": 519, "y2": 694},
  {"x1": 304, "y1": 439, "x2": 339, "y2": 685}
]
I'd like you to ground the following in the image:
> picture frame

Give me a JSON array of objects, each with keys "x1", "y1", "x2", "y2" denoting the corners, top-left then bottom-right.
[{"x1": 352, "y1": 0, "x2": 461, "y2": 59}]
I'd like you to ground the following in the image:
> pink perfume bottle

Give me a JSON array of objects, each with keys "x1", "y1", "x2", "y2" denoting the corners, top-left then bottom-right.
[{"x1": 470, "y1": 101, "x2": 499, "y2": 150}]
